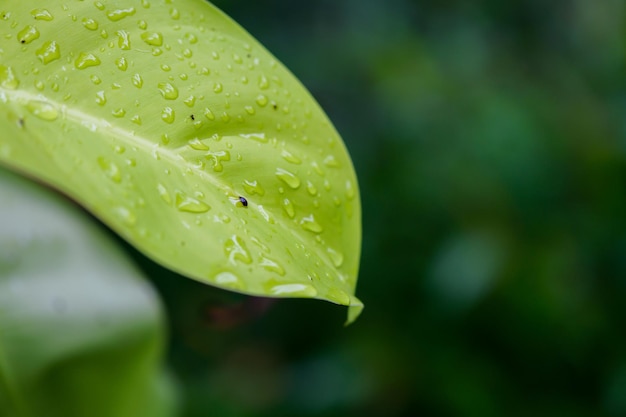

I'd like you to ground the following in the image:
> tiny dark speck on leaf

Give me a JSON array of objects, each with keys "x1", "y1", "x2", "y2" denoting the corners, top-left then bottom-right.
[
  {"x1": 239, "y1": 196, "x2": 248, "y2": 207},
  {"x1": 20, "y1": 39, "x2": 25, "y2": 44},
  {"x1": 190, "y1": 114, "x2": 195, "y2": 120},
  {"x1": 272, "y1": 104, "x2": 277, "y2": 110}
]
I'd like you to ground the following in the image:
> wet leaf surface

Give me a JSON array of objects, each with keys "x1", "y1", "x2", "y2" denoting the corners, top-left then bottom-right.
[{"x1": 0, "y1": 0, "x2": 362, "y2": 321}]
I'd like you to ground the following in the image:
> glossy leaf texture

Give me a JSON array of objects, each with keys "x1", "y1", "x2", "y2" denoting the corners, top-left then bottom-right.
[
  {"x1": 0, "y1": 0, "x2": 362, "y2": 321},
  {"x1": 0, "y1": 166, "x2": 177, "y2": 417}
]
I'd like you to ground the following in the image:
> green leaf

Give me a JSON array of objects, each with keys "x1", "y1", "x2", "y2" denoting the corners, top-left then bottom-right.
[
  {"x1": 0, "y1": 0, "x2": 362, "y2": 321},
  {"x1": 0, "y1": 166, "x2": 177, "y2": 417}
]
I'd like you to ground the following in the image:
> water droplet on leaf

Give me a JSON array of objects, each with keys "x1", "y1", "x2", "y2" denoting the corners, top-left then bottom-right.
[
  {"x1": 214, "y1": 271, "x2": 244, "y2": 290},
  {"x1": 282, "y1": 198, "x2": 295, "y2": 218},
  {"x1": 269, "y1": 283, "x2": 317, "y2": 297},
  {"x1": 184, "y1": 95, "x2": 196, "y2": 107},
  {"x1": 27, "y1": 100, "x2": 58, "y2": 121},
  {"x1": 258, "y1": 74, "x2": 269, "y2": 90},
  {"x1": 75, "y1": 52, "x2": 101, "y2": 69},
  {"x1": 114, "y1": 206, "x2": 136, "y2": 226},
  {"x1": 323, "y1": 154, "x2": 340, "y2": 168},
  {"x1": 224, "y1": 235, "x2": 252, "y2": 265},
  {"x1": 240, "y1": 132, "x2": 267, "y2": 143},
  {"x1": 255, "y1": 94, "x2": 268, "y2": 107},
  {"x1": 157, "y1": 183, "x2": 171, "y2": 204},
  {"x1": 141, "y1": 31, "x2": 163, "y2": 46},
  {"x1": 204, "y1": 107, "x2": 215, "y2": 121},
  {"x1": 300, "y1": 214, "x2": 323, "y2": 233},
  {"x1": 36, "y1": 40, "x2": 61, "y2": 64},
  {"x1": 132, "y1": 73, "x2": 143, "y2": 88},
  {"x1": 107, "y1": 7, "x2": 136, "y2": 21},
  {"x1": 281, "y1": 149, "x2": 301, "y2": 164},
  {"x1": 243, "y1": 179, "x2": 265, "y2": 196},
  {"x1": 116, "y1": 30, "x2": 131, "y2": 49},
  {"x1": 31, "y1": 9, "x2": 54, "y2": 21},
  {"x1": 346, "y1": 180, "x2": 355, "y2": 200},
  {"x1": 306, "y1": 180, "x2": 318, "y2": 196},
  {"x1": 0, "y1": 65, "x2": 19, "y2": 90},
  {"x1": 188, "y1": 138, "x2": 209, "y2": 150},
  {"x1": 17, "y1": 25, "x2": 39, "y2": 44},
  {"x1": 327, "y1": 288, "x2": 351, "y2": 305},
  {"x1": 260, "y1": 256, "x2": 285, "y2": 276},
  {"x1": 327, "y1": 247, "x2": 345, "y2": 268},
  {"x1": 82, "y1": 18, "x2": 99, "y2": 30},
  {"x1": 206, "y1": 150, "x2": 230, "y2": 172},
  {"x1": 97, "y1": 157, "x2": 122, "y2": 183},
  {"x1": 115, "y1": 57, "x2": 128, "y2": 71},
  {"x1": 158, "y1": 82, "x2": 178, "y2": 100},
  {"x1": 175, "y1": 192, "x2": 210, "y2": 213},
  {"x1": 161, "y1": 107, "x2": 175, "y2": 123},
  {"x1": 111, "y1": 108, "x2": 126, "y2": 118},
  {"x1": 275, "y1": 168, "x2": 301, "y2": 189}
]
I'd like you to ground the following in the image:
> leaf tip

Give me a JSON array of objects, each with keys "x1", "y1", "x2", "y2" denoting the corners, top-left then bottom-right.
[{"x1": 344, "y1": 297, "x2": 364, "y2": 326}]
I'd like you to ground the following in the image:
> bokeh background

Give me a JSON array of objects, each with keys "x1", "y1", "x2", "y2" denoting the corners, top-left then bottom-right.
[{"x1": 141, "y1": 0, "x2": 626, "y2": 416}]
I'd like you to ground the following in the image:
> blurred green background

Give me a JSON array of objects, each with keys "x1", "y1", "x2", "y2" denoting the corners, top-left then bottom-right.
[{"x1": 136, "y1": 0, "x2": 626, "y2": 416}]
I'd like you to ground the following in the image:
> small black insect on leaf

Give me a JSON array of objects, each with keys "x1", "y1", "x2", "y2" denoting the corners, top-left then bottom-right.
[
  {"x1": 238, "y1": 196, "x2": 248, "y2": 207},
  {"x1": 190, "y1": 114, "x2": 195, "y2": 121}
]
